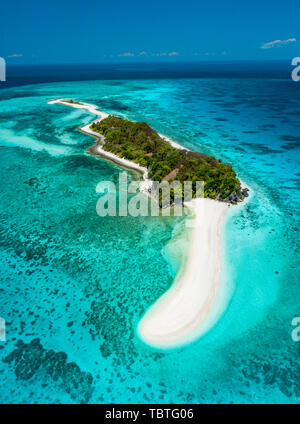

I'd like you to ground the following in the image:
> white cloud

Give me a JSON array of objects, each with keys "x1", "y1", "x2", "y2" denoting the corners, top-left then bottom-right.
[
  {"x1": 118, "y1": 51, "x2": 179, "y2": 58},
  {"x1": 261, "y1": 38, "x2": 296, "y2": 49},
  {"x1": 118, "y1": 52, "x2": 135, "y2": 57},
  {"x1": 194, "y1": 50, "x2": 227, "y2": 57}
]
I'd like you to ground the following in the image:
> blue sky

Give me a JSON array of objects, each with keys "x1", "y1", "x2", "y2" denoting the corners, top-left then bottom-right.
[{"x1": 1, "y1": 0, "x2": 299, "y2": 64}]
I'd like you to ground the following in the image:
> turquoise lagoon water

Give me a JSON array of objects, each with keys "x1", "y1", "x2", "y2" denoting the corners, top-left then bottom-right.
[{"x1": 0, "y1": 78, "x2": 299, "y2": 403}]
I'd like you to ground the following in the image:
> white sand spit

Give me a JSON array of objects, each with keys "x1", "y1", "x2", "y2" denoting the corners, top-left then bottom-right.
[
  {"x1": 138, "y1": 198, "x2": 228, "y2": 348},
  {"x1": 48, "y1": 98, "x2": 248, "y2": 349}
]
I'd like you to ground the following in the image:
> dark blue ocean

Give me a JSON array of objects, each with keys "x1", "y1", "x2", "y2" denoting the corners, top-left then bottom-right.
[{"x1": 0, "y1": 61, "x2": 299, "y2": 403}]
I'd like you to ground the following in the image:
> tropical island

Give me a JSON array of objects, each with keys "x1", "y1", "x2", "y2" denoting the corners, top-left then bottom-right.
[
  {"x1": 90, "y1": 116, "x2": 248, "y2": 204},
  {"x1": 48, "y1": 98, "x2": 250, "y2": 349}
]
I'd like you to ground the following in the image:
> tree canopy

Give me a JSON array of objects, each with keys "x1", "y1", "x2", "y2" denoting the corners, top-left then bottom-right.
[{"x1": 91, "y1": 116, "x2": 246, "y2": 203}]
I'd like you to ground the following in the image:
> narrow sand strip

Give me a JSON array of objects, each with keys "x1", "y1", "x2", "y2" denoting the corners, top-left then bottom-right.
[
  {"x1": 88, "y1": 143, "x2": 153, "y2": 194},
  {"x1": 48, "y1": 98, "x2": 154, "y2": 193},
  {"x1": 48, "y1": 98, "x2": 108, "y2": 119},
  {"x1": 138, "y1": 198, "x2": 228, "y2": 348},
  {"x1": 48, "y1": 98, "x2": 243, "y2": 349},
  {"x1": 158, "y1": 133, "x2": 187, "y2": 150},
  {"x1": 48, "y1": 99, "x2": 185, "y2": 151}
]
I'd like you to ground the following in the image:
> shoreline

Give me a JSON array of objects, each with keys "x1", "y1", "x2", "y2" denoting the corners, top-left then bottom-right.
[
  {"x1": 48, "y1": 97, "x2": 248, "y2": 349},
  {"x1": 87, "y1": 143, "x2": 153, "y2": 194},
  {"x1": 48, "y1": 98, "x2": 180, "y2": 195},
  {"x1": 138, "y1": 198, "x2": 229, "y2": 349}
]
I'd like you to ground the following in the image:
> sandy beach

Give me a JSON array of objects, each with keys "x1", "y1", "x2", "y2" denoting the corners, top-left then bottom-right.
[
  {"x1": 48, "y1": 98, "x2": 242, "y2": 349},
  {"x1": 88, "y1": 143, "x2": 153, "y2": 194},
  {"x1": 158, "y1": 133, "x2": 187, "y2": 150},
  {"x1": 138, "y1": 198, "x2": 228, "y2": 348},
  {"x1": 48, "y1": 98, "x2": 155, "y2": 193},
  {"x1": 48, "y1": 98, "x2": 108, "y2": 119}
]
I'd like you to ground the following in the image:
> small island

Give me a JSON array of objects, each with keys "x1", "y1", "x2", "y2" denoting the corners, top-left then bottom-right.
[
  {"x1": 48, "y1": 98, "x2": 250, "y2": 349},
  {"x1": 90, "y1": 116, "x2": 248, "y2": 204}
]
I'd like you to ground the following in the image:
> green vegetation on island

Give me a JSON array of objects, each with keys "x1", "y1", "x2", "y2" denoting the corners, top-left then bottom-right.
[
  {"x1": 64, "y1": 99, "x2": 83, "y2": 105},
  {"x1": 90, "y1": 116, "x2": 248, "y2": 203}
]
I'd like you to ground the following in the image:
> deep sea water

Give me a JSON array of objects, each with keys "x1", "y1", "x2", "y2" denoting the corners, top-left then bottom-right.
[{"x1": 0, "y1": 76, "x2": 299, "y2": 403}]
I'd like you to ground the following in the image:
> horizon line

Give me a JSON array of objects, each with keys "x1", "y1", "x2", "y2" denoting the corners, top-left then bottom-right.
[{"x1": 5, "y1": 58, "x2": 294, "y2": 67}]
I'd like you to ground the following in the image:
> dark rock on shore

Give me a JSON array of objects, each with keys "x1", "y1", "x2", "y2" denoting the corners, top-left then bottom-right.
[{"x1": 226, "y1": 186, "x2": 249, "y2": 205}]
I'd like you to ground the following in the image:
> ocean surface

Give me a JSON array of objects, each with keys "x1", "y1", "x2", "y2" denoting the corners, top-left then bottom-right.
[{"x1": 0, "y1": 62, "x2": 299, "y2": 403}]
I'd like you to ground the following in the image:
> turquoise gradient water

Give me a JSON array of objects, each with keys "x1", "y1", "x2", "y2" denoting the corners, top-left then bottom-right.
[{"x1": 0, "y1": 78, "x2": 299, "y2": 403}]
